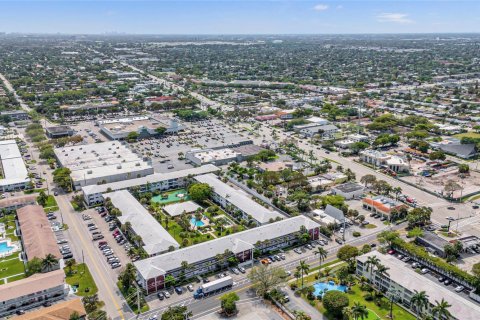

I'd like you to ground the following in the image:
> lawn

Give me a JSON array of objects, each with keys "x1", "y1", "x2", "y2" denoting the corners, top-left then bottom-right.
[
  {"x1": 0, "y1": 253, "x2": 26, "y2": 281},
  {"x1": 43, "y1": 195, "x2": 59, "y2": 212},
  {"x1": 64, "y1": 263, "x2": 98, "y2": 296},
  {"x1": 311, "y1": 284, "x2": 416, "y2": 320},
  {"x1": 454, "y1": 132, "x2": 480, "y2": 139},
  {"x1": 157, "y1": 212, "x2": 213, "y2": 247}
]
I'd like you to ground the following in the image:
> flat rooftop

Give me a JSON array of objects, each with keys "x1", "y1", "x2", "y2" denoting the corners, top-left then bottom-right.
[
  {"x1": 332, "y1": 182, "x2": 364, "y2": 193},
  {"x1": 163, "y1": 201, "x2": 202, "y2": 217},
  {"x1": 101, "y1": 116, "x2": 170, "y2": 134},
  {"x1": 0, "y1": 140, "x2": 29, "y2": 187},
  {"x1": 82, "y1": 164, "x2": 219, "y2": 195},
  {"x1": 358, "y1": 251, "x2": 480, "y2": 320},
  {"x1": 135, "y1": 215, "x2": 319, "y2": 279},
  {"x1": 104, "y1": 190, "x2": 179, "y2": 255},
  {"x1": 189, "y1": 148, "x2": 240, "y2": 163},
  {"x1": 195, "y1": 173, "x2": 283, "y2": 224}
]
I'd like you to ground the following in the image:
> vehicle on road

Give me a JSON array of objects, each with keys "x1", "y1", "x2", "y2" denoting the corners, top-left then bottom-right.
[{"x1": 193, "y1": 276, "x2": 233, "y2": 299}]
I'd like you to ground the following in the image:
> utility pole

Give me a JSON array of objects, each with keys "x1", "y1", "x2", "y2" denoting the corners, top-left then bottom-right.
[{"x1": 134, "y1": 282, "x2": 141, "y2": 317}]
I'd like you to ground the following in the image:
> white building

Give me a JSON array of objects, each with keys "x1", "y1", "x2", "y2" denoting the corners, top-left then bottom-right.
[
  {"x1": 104, "y1": 190, "x2": 180, "y2": 256},
  {"x1": 359, "y1": 150, "x2": 409, "y2": 173},
  {"x1": 186, "y1": 148, "x2": 242, "y2": 166},
  {"x1": 135, "y1": 216, "x2": 321, "y2": 294},
  {"x1": 357, "y1": 252, "x2": 480, "y2": 320},
  {"x1": 0, "y1": 270, "x2": 68, "y2": 318},
  {"x1": 82, "y1": 164, "x2": 219, "y2": 206},
  {"x1": 0, "y1": 140, "x2": 30, "y2": 192},
  {"x1": 98, "y1": 116, "x2": 184, "y2": 140},
  {"x1": 55, "y1": 141, "x2": 154, "y2": 190},
  {"x1": 194, "y1": 173, "x2": 284, "y2": 225},
  {"x1": 331, "y1": 182, "x2": 365, "y2": 200},
  {"x1": 294, "y1": 123, "x2": 339, "y2": 139}
]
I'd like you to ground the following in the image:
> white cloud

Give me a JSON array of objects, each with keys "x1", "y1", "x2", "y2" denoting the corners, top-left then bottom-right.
[
  {"x1": 313, "y1": 4, "x2": 329, "y2": 12},
  {"x1": 377, "y1": 13, "x2": 414, "y2": 24}
]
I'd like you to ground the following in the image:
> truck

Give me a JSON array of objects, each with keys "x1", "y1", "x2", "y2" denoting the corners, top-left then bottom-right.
[{"x1": 193, "y1": 276, "x2": 233, "y2": 299}]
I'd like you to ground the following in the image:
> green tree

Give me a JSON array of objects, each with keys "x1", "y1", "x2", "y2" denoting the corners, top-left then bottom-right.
[
  {"x1": 26, "y1": 257, "x2": 42, "y2": 276},
  {"x1": 65, "y1": 258, "x2": 76, "y2": 276},
  {"x1": 296, "y1": 260, "x2": 310, "y2": 289},
  {"x1": 410, "y1": 290, "x2": 429, "y2": 317},
  {"x1": 432, "y1": 298, "x2": 452, "y2": 320},
  {"x1": 188, "y1": 183, "x2": 212, "y2": 202},
  {"x1": 220, "y1": 292, "x2": 239, "y2": 316},
  {"x1": 52, "y1": 167, "x2": 72, "y2": 192},
  {"x1": 155, "y1": 126, "x2": 167, "y2": 135},
  {"x1": 248, "y1": 264, "x2": 287, "y2": 297},
  {"x1": 458, "y1": 163, "x2": 470, "y2": 174},
  {"x1": 336, "y1": 245, "x2": 359, "y2": 268},
  {"x1": 161, "y1": 305, "x2": 193, "y2": 320},
  {"x1": 41, "y1": 253, "x2": 58, "y2": 272},
  {"x1": 323, "y1": 290, "x2": 349, "y2": 317},
  {"x1": 37, "y1": 190, "x2": 48, "y2": 206},
  {"x1": 360, "y1": 174, "x2": 376, "y2": 187},
  {"x1": 69, "y1": 311, "x2": 81, "y2": 320},
  {"x1": 351, "y1": 301, "x2": 369, "y2": 320},
  {"x1": 314, "y1": 247, "x2": 328, "y2": 270},
  {"x1": 127, "y1": 131, "x2": 139, "y2": 141},
  {"x1": 119, "y1": 263, "x2": 136, "y2": 292}
]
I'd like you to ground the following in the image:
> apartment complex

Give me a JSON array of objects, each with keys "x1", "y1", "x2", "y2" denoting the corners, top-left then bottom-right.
[
  {"x1": 0, "y1": 270, "x2": 68, "y2": 318},
  {"x1": 356, "y1": 252, "x2": 480, "y2": 320},
  {"x1": 194, "y1": 173, "x2": 284, "y2": 225},
  {"x1": 82, "y1": 164, "x2": 219, "y2": 206},
  {"x1": 135, "y1": 216, "x2": 321, "y2": 294}
]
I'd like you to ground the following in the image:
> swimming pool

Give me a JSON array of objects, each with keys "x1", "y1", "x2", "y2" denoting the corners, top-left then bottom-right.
[
  {"x1": 190, "y1": 218, "x2": 205, "y2": 227},
  {"x1": 313, "y1": 281, "x2": 348, "y2": 297},
  {"x1": 0, "y1": 241, "x2": 14, "y2": 254}
]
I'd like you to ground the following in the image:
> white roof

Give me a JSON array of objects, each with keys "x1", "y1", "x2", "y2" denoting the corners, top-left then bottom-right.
[
  {"x1": 82, "y1": 164, "x2": 219, "y2": 195},
  {"x1": 135, "y1": 216, "x2": 320, "y2": 279},
  {"x1": 0, "y1": 140, "x2": 29, "y2": 187},
  {"x1": 194, "y1": 173, "x2": 283, "y2": 224},
  {"x1": 358, "y1": 252, "x2": 480, "y2": 320},
  {"x1": 163, "y1": 201, "x2": 202, "y2": 217},
  {"x1": 104, "y1": 190, "x2": 179, "y2": 255}
]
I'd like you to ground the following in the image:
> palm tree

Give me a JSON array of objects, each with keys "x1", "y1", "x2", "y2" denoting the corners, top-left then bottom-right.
[
  {"x1": 393, "y1": 187, "x2": 402, "y2": 200},
  {"x1": 314, "y1": 247, "x2": 328, "y2": 270},
  {"x1": 293, "y1": 310, "x2": 310, "y2": 320},
  {"x1": 351, "y1": 302, "x2": 369, "y2": 320},
  {"x1": 365, "y1": 255, "x2": 380, "y2": 278},
  {"x1": 65, "y1": 258, "x2": 76, "y2": 276},
  {"x1": 41, "y1": 254, "x2": 58, "y2": 272},
  {"x1": 297, "y1": 260, "x2": 310, "y2": 289},
  {"x1": 375, "y1": 264, "x2": 390, "y2": 278},
  {"x1": 343, "y1": 307, "x2": 354, "y2": 320},
  {"x1": 432, "y1": 299, "x2": 452, "y2": 320},
  {"x1": 410, "y1": 290, "x2": 429, "y2": 318}
]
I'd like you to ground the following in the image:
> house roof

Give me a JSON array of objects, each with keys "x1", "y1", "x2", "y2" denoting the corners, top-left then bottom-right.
[
  {"x1": 0, "y1": 269, "x2": 65, "y2": 302},
  {"x1": 17, "y1": 205, "x2": 62, "y2": 260},
  {"x1": 13, "y1": 298, "x2": 86, "y2": 320},
  {"x1": 439, "y1": 143, "x2": 477, "y2": 158}
]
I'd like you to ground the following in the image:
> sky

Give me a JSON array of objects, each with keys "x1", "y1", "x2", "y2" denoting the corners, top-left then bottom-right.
[{"x1": 0, "y1": 1, "x2": 479, "y2": 34}]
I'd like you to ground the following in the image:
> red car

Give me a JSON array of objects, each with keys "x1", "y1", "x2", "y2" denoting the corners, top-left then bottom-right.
[{"x1": 388, "y1": 249, "x2": 396, "y2": 255}]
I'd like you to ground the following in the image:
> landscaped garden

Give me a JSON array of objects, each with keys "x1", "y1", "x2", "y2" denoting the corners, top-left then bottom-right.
[
  {"x1": 64, "y1": 262, "x2": 98, "y2": 296},
  {"x1": 151, "y1": 188, "x2": 191, "y2": 205},
  {"x1": 0, "y1": 214, "x2": 25, "y2": 284}
]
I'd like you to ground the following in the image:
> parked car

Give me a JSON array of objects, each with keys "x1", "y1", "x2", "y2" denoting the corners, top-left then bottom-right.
[
  {"x1": 174, "y1": 287, "x2": 183, "y2": 294},
  {"x1": 293, "y1": 248, "x2": 302, "y2": 254},
  {"x1": 238, "y1": 266, "x2": 246, "y2": 273},
  {"x1": 157, "y1": 292, "x2": 164, "y2": 300},
  {"x1": 421, "y1": 268, "x2": 430, "y2": 274},
  {"x1": 163, "y1": 291, "x2": 170, "y2": 298},
  {"x1": 187, "y1": 285, "x2": 194, "y2": 292},
  {"x1": 444, "y1": 279, "x2": 452, "y2": 286},
  {"x1": 455, "y1": 285, "x2": 465, "y2": 292}
]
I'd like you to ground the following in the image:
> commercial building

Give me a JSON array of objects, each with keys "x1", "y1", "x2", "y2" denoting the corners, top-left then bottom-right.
[
  {"x1": 0, "y1": 194, "x2": 37, "y2": 212},
  {"x1": 82, "y1": 164, "x2": 219, "y2": 206},
  {"x1": 13, "y1": 298, "x2": 86, "y2": 320},
  {"x1": 54, "y1": 141, "x2": 153, "y2": 190},
  {"x1": 331, "y1": 182, "x2": 365, "y2": 200},
  {"x1": 415, "y1": 231, "x2": 451, "y2": 258},
  {"x1": 356, "y1": 251, "x2": 480, "y2": 320},
  {"x1": 16, "y1": 205, "x2": 62, "y2": 263},
  {"x1": 0, "y1": 110, "x2": 29, "y2": 121},
  {"x1": 359, "y1": 150, "x2": 410, "y2": 173},
  {"x1": 104, "y1": 190, "x2": 180, "y2": 256},
  {"x1": 294, "y1": 123, "x2": 339, "y2": 139},
  {"x1": 362, "y1": 195, "x2": 408, "y2": 218},
  {"x1": 0, "y1": 140, "x2": 30, "y2": 192},
  {"x1": 194, "y1": 173, "x2": 284, "y2": 225},
  {"x1": 186, "y1": 148, "x2": 242, "y2": 166},
  {"x1": 45, "y1": 126, "x2": 74, "y2": 139},
  {"x1": 0, "y1": 269, "x2": 68, "y2": 318},
  {"x1": 135, "y1": 216, "x2": 321, "y2": 294},
  {"x1": 98, "y1": 116, "x2": 184, "y2": 140}
]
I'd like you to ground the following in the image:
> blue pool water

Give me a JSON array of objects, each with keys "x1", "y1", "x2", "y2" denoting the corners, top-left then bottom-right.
[
  {"x1": 190, "y1": 218, "x2": 205, "y2": 227},
  {"x1": 313, "y1": 281, "x2": 348, "y2": 297},
  {"x1": 0, "y1": 241, "x2": 14, "y2": 254}
]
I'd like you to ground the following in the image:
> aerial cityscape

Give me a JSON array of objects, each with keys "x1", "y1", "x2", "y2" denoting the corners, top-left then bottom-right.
[{"x1": 0, "y1": 1, "x2": 480, "y2": 320}]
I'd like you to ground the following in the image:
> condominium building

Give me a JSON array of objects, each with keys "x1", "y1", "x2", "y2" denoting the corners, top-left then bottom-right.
[
  {"x1": 82, "y1": 164, "x2": 219, "y2": 206},
  {"x1": 356, "y1": 251, "x2": 480, "y2": 320},
  {"x1": 0, "y1": 270, "x2": 68, "y2": 318},
  {"x1": 135, "y1": 216, "x2": 321, "y2": 294},
  {"x1": 194, "y1": 173, "x2": 284, "y2": 225}
]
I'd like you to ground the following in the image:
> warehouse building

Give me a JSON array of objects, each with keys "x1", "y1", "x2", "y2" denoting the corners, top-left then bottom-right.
[
  {"x1": 194, "y1": 173, "x2": 284, "y2": 225},
  {"x1": 0, "y1": 140, "x2": 30, "y2": 192},
  {"x1": 98, "y1": 116, "x2": 183, "y2": 140},
  {"x1": 135, "y1": 216, "x2": 321, "y2": 294},
  {"x1": 54, "y1": 141, "x2": 153, "y2": 190}
]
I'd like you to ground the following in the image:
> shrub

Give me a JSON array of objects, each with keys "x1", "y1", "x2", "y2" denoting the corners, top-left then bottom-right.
[
  {"x1": 290, "y1": 283, "x2": 297, "y2": 290},
  {"x1": 353, "y1": 231, "x2": 361, "y2": 237},
  {"x1": 323, "y1": 291, "x2": 349, "y2": 317}
]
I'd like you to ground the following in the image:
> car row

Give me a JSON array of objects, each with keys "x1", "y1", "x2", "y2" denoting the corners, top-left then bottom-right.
[{"x1": 98, "y1": 241, "x2": 122, "y2": 269}]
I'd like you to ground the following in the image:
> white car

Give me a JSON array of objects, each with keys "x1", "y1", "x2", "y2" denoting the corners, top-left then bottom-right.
[
  {"x1": 163, "y1": 291, "x2": 170, "y2": 298},
  {"x1": 421, "y1": 268, "x2": 429, "y2": 274},
  {"x1": 455, "y1": 285, "x2": 464, "y2": 292}
]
